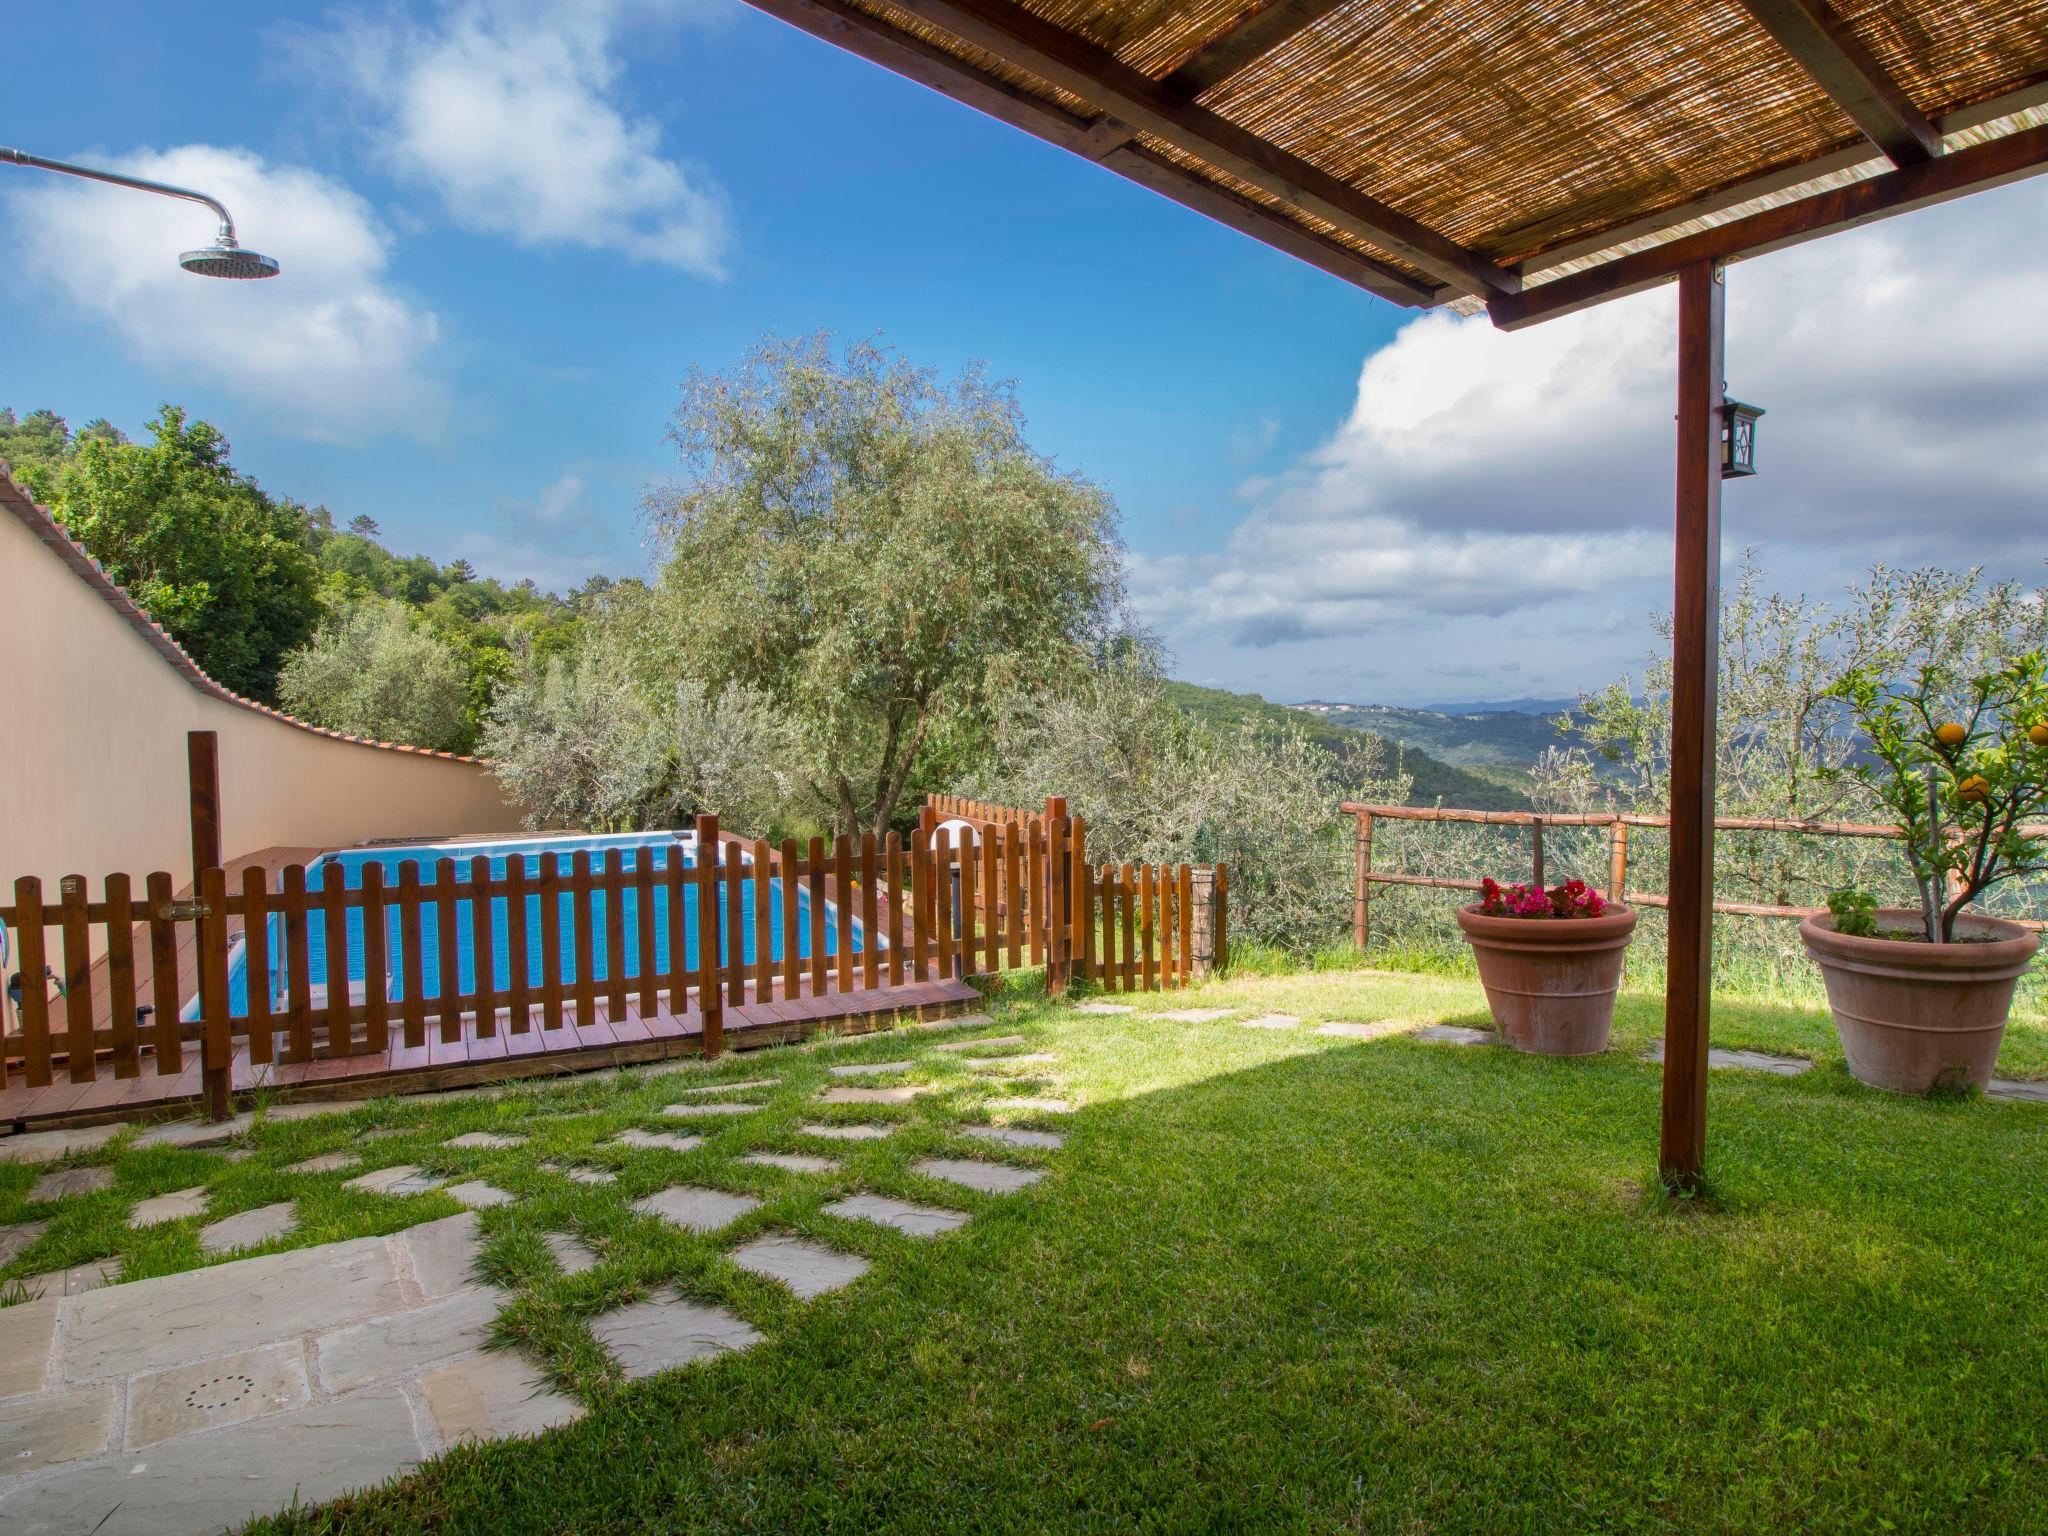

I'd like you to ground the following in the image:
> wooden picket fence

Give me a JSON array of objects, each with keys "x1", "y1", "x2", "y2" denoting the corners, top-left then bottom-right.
[
  {"x1": 925, "y1": 794, "x2": 1226, "y2": 993},
  {"x1": 0, "y1": 799, "x2": 1226, "y2": 1099}
]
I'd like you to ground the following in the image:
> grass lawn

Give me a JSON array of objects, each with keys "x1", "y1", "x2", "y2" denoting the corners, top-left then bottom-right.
[{"x1": 7, "y1": 967, "x2": 2048, "y2": 1533}]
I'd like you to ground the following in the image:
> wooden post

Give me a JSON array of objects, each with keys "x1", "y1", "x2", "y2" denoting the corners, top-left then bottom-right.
[
  {"x1": 1607, "y1": 821, "x2": 1629, "y2": 903},
  {"x1": 1352, "y1": 810, "x2": 1374, "y2": 951},
  {"x1": 188, "y1": 730, "x2": 232, "y2": 1120},
  {"x1": 1190, "y1": 865, "x2": 1217, "y2": 978},
  {"x1": 1531, "y1": 815, "x2": 1545, "y2": 889},
  {"x1": 1660, "y1": 261, "x2": 1726, "y2": 1192},
  {"x1": 1044, "y1": 797, "x2": 1069, "y2": 996},
  {"x1": 696, "y1": 814, "x2": 725, "y2": 1058}
]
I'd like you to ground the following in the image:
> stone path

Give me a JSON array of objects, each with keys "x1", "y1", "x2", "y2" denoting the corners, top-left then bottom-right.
[
  {"x1": 1239, "y1": 1014, "x2": 1300, "y2": 1030},
  {"x1": 828, "y1": 1060, "x2": 915, "y2": 1077},
  {"x1": 1988, "y1": 1078, "x2": 2048, "y2": 1102},
  {"x1": 0, "y1": 1013, "x2": 1070, "y2": 1533},
  {"x1": 0, "y1": 1212, "x2": 577, "y2": 1536},
  {"x1": 1316, "y1": 1020, "x2": 1418, "y2": 1041},
  {"x1": 1416, "y1": 1025, "x2": 1496, "y2": 1046},
  {"x1": 1073, "y1": 1002, "x2": 1133, "y2": 1016},
  {"x1": 988, "y1": 1097, "x2": 1074, "y2": 1115},
  {"x1": 1642, "y1": 1041, "x2": 1812, "y2": 1076},
  {"x1": 933, "y1": 1034, "x2": 1027, "y2": 1052}
]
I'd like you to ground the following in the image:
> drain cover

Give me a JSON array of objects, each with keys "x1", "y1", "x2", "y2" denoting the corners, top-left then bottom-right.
[{"x1": 184, "y1": 1373, "x2": 257, "y2": 1412}]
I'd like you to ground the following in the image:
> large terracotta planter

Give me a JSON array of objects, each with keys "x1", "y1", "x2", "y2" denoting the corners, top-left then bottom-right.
[
  {"x1": 1799, "y1": 909, "x2": 2038, "y2": 1094},
  {"x1": 1454, "y1": 903, "x2": 1637, "y2": 1055}
]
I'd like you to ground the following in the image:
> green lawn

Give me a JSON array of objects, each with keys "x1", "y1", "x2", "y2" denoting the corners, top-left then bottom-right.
[{"x1": 8, "y1": 969, "x2": 2048, "y2": 1533}]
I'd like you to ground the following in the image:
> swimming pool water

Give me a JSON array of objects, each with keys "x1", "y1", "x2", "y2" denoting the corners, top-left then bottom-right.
[{"x1": 214, "y1": 832, "x2": 862, "y2": 1016}]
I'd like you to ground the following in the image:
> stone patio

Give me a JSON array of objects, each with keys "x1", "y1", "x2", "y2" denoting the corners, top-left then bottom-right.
[
  {"x1": 0, "y1": 1211, "x2": 574, "y2": 1536},
  {"x1": 912, "y1": 1158, "x2": 1045, "y2": 1195},
  {"x1": 730, "y1": 1234, "x2": 869, "y2": 1298},
  {"x1": 824, "y1": 1194, "x2": 970, "y2": 1238}
]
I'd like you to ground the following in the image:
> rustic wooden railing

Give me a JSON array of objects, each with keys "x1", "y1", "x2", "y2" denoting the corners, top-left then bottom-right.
[
  {"x1": 0, "y1": 798, "x2": 1227, "y2": 1099},
  {"x1": 1340, "y1": 802, "x2": 2048, "y2": 943}
]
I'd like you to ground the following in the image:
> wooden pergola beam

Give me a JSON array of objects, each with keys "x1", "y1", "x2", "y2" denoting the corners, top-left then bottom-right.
[
  {"x1": 861, "y1": 0, "x2": 1520, "y2": 296},
  {"x1": 1077, "y1": 0, "x2": 1354, "y2": 164},
  {"x1": 1488, "y1": 121, "x2": 2048, "y2": 328},
  {"x1": 1735, "y1": 0, "x2": 1942, "y2": 166},
  {"x1": 740, "y1": 0, "x2": 1439, "y2": 305}
]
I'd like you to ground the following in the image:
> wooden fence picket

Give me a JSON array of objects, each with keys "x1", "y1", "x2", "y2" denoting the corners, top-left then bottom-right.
[
  {"x1": 470, "y1": 855, "x2": 496, "y2": 1039},
  {"x1": 886, "y1": 832, "x2": 906, "y2": 989},
  {"x1": 539, "y1": 855, "x2": 565, "y2": 1033},
  {"x1": 861, "y1": 833, "x2": 881, "y2": 992},
  {"x1": 506, "y1": 856, "x2": 532, "y2": 1034},
  {"x1": 284, "y1": 865, "x2": 315, "y2": 1059},
  {"x1": 106, "y1": 873, "x2": 140, "y2": 1077},
  {"x1": 570, "y1": 852, "x2": 595, "y2": 1031},
  {"x1": 834, "y1": 834, "x2": 855, "y2": 995},
  {"x1": 807, "y1": 836, "x2": 829, "y2": 996},
  {"x1": 59, "y1": 876, "x2": 94, "y2": 1082},
  {"x1": 780, "y1": 838, "x2": 802, "y2": 1001}
]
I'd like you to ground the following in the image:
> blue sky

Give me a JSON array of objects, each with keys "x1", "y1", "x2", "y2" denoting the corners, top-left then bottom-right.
[{"x1": 7, "y1": 1, "x2": 2045, "y2": 707}]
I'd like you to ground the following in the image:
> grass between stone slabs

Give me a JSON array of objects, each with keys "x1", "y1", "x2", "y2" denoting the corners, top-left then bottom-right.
[{"x1": 7, "y1": 969, "x2": 2048, "y2": 1532}]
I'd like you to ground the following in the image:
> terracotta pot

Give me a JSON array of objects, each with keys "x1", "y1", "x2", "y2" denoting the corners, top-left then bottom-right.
[
  {"x1": 1454, "y1": 903, "x2": 1637, "y2": 1055},
  {"x1": 1799, "y1": 909, "x2": 2038, "y2": 1094}
]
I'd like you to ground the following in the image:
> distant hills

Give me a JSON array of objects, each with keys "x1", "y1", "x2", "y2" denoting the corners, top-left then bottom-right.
[
  {"x1": 1163, "y1": 681, "x2": 1535, "y2": 811},
  {"x1": 1298, "y1": 702, "x2": 1574, "y2": 779}
]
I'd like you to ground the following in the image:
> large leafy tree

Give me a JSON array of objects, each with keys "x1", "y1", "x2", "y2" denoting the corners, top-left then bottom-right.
[
  {"x1": 276, "y1": 599, "x2": 476, "y2": 754},
  {"x1": 22, "y1": 406, "x2": 321, "y2": 700},
  {"x1": 644, "y1": 334, "x2": 1125, "y2": 838}
]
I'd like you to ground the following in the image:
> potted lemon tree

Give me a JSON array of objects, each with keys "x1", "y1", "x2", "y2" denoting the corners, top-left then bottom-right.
[
  {"x1": 1456, "y1": 869, "x2": 1636, "y2": 1056},
  {"x1": 1802, "y1": 653, "x2": 2047, "y2": 1093}
]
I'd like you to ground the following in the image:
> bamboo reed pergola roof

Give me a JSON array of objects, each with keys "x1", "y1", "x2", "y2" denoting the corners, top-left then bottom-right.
[{"x1": 744, "y1": 0, "x2": 2048, "y2": 324}]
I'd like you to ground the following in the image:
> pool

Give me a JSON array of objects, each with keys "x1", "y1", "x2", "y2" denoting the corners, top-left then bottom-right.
[{"x1": 204, "y1": 831, "x2": 865, "y2": 1018}]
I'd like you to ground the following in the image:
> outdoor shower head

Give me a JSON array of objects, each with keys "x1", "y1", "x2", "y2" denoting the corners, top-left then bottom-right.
[
  {"x1": 179, "y1": 239, "x2": 281, "y2": 280},
  {"x1": 4, "y1": 145, "x2": 281, "y2": 279}
]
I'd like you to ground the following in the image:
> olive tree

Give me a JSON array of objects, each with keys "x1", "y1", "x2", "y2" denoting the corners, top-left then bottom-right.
[
  {"x1": 643, "y1": 334, "x2": 1124, "y2": 839},
  {"x1": 277, "y1": 599, "x2": 473, "y2": 753}
]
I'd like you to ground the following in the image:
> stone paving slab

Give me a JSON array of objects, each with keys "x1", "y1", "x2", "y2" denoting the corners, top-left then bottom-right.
[
  {"x1": 1239, "y1": 1014, "x2": 1301, "y2": 1030},
  {"x1": 906, "y1": 1012, "x2": 992, "y2": 1031},
  {"x1": 965, "y1": 1053, "x2": 1057, "y2": 1068},
  {"x1": 674, "y1": 1077, "x2": 781, "y2": 1096},
  {"x1": 912, "y1": 1158, "x2": 1045, "y2": 1195},
  {"x1": 344, "y1": 1164, "x2": 443, "y2": 1196},
  {"x1": 819, "y1": 1084, "x2": 929, "y2": 1105},
  {"x1": 0, "y1": 1385, "x2": 424, "y2": 1536},
  {"x1": 199, "y1": 1201, "x2": 299, "y2": 1256},
  {"x1": 542, "y1": 1161, "x2": 620, "y2": 1184},
  {"x1": 132, "y1": 1113, "x2": 257, "y2": 1151},
  {"x1": 286, "y1": 1151, "x2": 362, "y2": 1174},
  {"x1": 2, "y1": 1218, "x2": 51, "y2": 1263},
  {"x1": 256, "y1": 1102, "x2": 359, "y2": 1124},
  {"x1": 799, "y1": 1122, "x2": 896, "y2": 1141},
  {"x1": 633, "y1": 1186, "x2": 762, "y2": 1234},
  {"x1": 444, "y1": 1132, "x2": 527, "y2": 1150},
  {"x1": 0, "y1": 1383, "x2": 114, "y2": 1473},
  {"x1": 1073, "y1": 1002, "x2": 1134, "y2": 1015},
  {"x1": 419, "y1": 1349, "x2": 584, "y2": 1445},
  {"x1": 730, "y1": 1234, "x2": 869, "y2": 1299},
  {"x1": 932, "y1": 1034, "x2": 1027, "y2": 1052},
  {"x1": 316, "y1": 1286, "x2": 507, "y2": 1394},
  {"x1": 612, "y1": 1128, "x2": 705, "y2": 1153},
  {"x1": 443, "y1": 1180, "x2": 516, "y2": 1210},
  {"x1": 1642, "y1": 1042, "x2": 1812, "y2": 1076},
  {"x1": 18, "y1": 1261, "x2": 122, "y2": 1301},
  {"x1": 1417, "y1": 1025, "x2": 1496, "y2": 1046},
  {"x1": 825, "y1": 1194, "x2": 969, "y2": 1238},
  {"x1": 1316, "y1": 1020, "x2": 1417, "y2": 1040},
  {"x1": 660, "y1": 1102, "x2": 764, "y2": 1119},
  {"x1": 29, "y1": 1167, "x2": 113, "y2": 1202},
  {"x1": 64, "y1": 1234, "x2": 407, "y2": 1383},
  {"x1": 1988, "y1": 1078, "x2": 2048, "y2": 1102},
  {"x1": 827, "y1": 1060, "x2": 915, "y2": 1077},
  {"x1": 545, "y1": 1231, "x2": 601, "y2": 1275},
  {"x1": 126, "y1": 1340, "x2": 308, "y2": 1450},
  {"x1": 0, "y1": 1296, "x2": 58, "y2": 1398},
  {"x1": 129, "y1": 1187, "x2": 209, "y2": 1227},
  {"x1": 988, "y1": 1098, "x2": 1075, "y2": 1115},
  {"x1": 740, "y1": 1152, "x2": 840, "y2": 1174},
  {"x1": 590, "y1": 1295, "x2": 762, "y2": 1380},
  {"x1": 1158, "y1": 1008, "x2": 1238, "y2": 1022},
  {"x1": 395, "y1": 1212, "x2": 481, "y2": 1300},
  {"x1": 0, "y1": 1124, "x2": 123, "y2": 1164},
  {"x1": 962, "y1": 1125, "x2": 1064, "y2": 1151}
]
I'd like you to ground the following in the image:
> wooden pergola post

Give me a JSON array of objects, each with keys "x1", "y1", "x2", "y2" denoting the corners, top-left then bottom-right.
[{"x1": 1659, "y1": 261, "x2": 1726, "y2": 1190}]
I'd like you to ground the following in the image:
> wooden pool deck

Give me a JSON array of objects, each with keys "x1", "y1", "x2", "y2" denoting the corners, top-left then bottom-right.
[{"x1": 0, "y1": 974, "x2": 982, "y2": 1131}]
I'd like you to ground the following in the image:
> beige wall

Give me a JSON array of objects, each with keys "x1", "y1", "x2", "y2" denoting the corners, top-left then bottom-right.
[{"x1": 1, "y1": 506, "x2": 525, "y2": 892}]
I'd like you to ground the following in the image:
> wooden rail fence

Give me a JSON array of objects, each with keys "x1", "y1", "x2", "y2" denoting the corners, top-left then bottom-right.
[
  {"x1": 0, "y1": 797, "x2": 1226, "y2": 1097},
  {"x1": 1340, "y1": 801, "x2": 2048, "y2": 944}
]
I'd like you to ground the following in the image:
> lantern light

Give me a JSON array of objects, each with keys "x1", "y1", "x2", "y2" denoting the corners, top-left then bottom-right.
[{"x1": 1722, "y1": 396, "x2": 1764, "y2": 478}]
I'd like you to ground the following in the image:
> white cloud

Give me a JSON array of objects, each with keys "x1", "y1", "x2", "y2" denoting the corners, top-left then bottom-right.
[
  {"x1": 1145, "y1": 177, "x2": 2048, "y2": 699},
  {"x1": 7, "y1": 145, "x2": 444, "y2": 442},
  {"x1": 299, "y1": 0, "x2": 729, "y2": 275}
]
